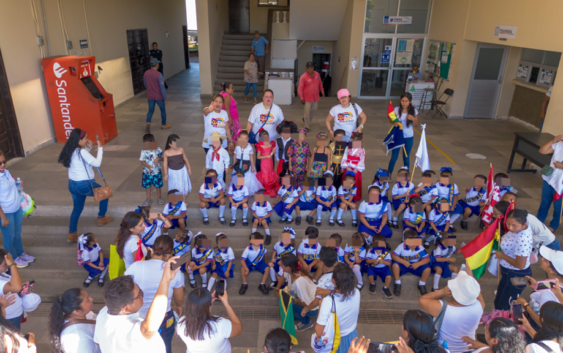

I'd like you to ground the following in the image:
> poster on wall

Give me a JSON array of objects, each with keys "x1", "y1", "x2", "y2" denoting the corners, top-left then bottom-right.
[
  {"x1": 516, "y1": 64, "x2": 529, "y2": 79},
  {"x1": 425, "y1": 40, "x2": 455, "y2": 81},
  {"x1": 395, "y1": 51, "x2": 412, "y2": 65},
  {"x1": 382, "y1": 16, "x2": 412, "y2": 25},
  {"x1": 428, "y1": 42, "x2": 440, "y2": 63},
  {"x1": 539, "y1": 69, "x2": 554, "y2": 85}
]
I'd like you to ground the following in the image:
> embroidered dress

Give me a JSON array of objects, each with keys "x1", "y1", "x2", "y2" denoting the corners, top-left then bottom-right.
[
  {"x1": 221, "y1": 92, "x2": 241, "y2": 143},
  {"x1": 341, "y1": 147, "x2": 366, "y2": 202},
  {"x1": 287, "y1": 140, "x2": 311, "y2": 186},
  {"x1": 256, "y1": 141, "x2": 281, "y2": 197},
  {"x1": 140, "y1": 148, "x2": 164, "y2": 189},
  {"x1": 310, "y1": 146, "x2": 329, "y2": 179}
]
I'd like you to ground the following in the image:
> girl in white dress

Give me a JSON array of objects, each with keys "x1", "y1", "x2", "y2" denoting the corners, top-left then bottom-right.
[
  {"x1": 163, "y1": 134, "x2": 192, "y2": 200},
  {"x1": 231, "y1": 131, "x2": 263, "y2": 196}
]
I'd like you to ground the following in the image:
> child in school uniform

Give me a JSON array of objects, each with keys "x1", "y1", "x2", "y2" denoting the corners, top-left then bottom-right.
[
  {"x1": 173, "y1": 229, "x2": 193, "y2": 259},
  {"x1": 232, "y1": 130, "x2": 264, "y2": 196},
  {"x1": 300, "y1": 246, "x2": 338, "y2": 318},
  {"x1": 431, "y1": 167, "x2": 460, "y2": 231},
  {"x1": 329, "y1": 233, "x2": 346, "y2": 263},
  {"x1": 140, "y1": 134, "x2": 164, "y2": 206},
  {"x1": 458, "y1": 174, "x2": 488, "y2": 230},
  {"x1": 315, "y1": 172, "x2": 338, "y2": 226},
  {"x1": 251, "y1": 190, "x2": 273, "y2": 244},
  {"x1": 365, "y1": 235, "x2": 393, "y2": 298},
  {"x1": 297, "y1": 227, "x2": 322, "y2": 275},
  {"x1": 187, "y1": 233, "x2": 215, "y2": 288},
  {"x1": 227, "y1": 173, "x2": 250, "y2": 227},
  {"x1": 341, "y1": 132, "x2": 365, "y2": 202},
  {"x1": 370, "y1": 168, "x2": 393, "y2": 227},
  {"x1": 402, "y1": 196, "x2": 427, "y2": 240},
  {"x1": 344, "y1": 232, "x2": 367, "y2": 290},
  {"x1": 295, "y1": 177, "x2": 317, "y2": 226},
  {"x1": 208, "y1": 232, "x2": 235, "y2": 292},
  {"x1": 358, "y1": 186, "x2": 393, "y2": 242},
  {"x1": 430, "y1": 234, "x2": 459, "y2": 292},
  {"x1": 425, "y1": 198, "x2": 452, "y2": 247},
  {"x1": 199, "y1": 169, "x2": 227, "y2": 225},
  {"x1": 137, "y1": 207, "x2": 171, "y2": 247},
  {"x1": 391, "y1": 167, "x2": 415, "y2": 228},
  {"x1": 78, "y1": 233, "x2": 109, "y2": 288},
  {"x1": 337, "y1": 174, "x2": 358, "y2": 227},
  {"x1": 268, "y1": 227, "x2": 297, "y2": 287},
  {"x1": 391, "y1": 229, "x2": 432, "y2": 296},
  {"x1": 495, "y1": 172, "x2": 518, "y2": 197},
  {"x1": 205, "y1": 132, "x2": 230, "y2": 186},
  {"x1": 239, "y1": 232, "x2": 271, "y2": 296},
  {"x1": 162, "y1": 189, "x2": 187, "y2": 234},
  {"x1": 414, "y1": 170, "x2": 437, "y2": 215},
  {"x1": 273, "y1": 176, "x2": 300, "y2": 224}
]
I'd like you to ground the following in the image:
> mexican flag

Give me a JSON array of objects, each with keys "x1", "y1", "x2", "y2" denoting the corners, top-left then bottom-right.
[
  {"x1": 387, "y1": 101, "x2": 402, "y2": 129},
  {"x1": 460, "y1": 217, "x2": 501, "y2": 278},
  {"x1": 279, "y1": 290, "x2": 298, "y2": 345}
]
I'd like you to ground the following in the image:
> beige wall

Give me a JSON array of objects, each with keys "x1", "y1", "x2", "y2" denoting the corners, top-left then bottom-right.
[
  {"x1": 249, "y1": 0, "x2": 288, "y2": 33},
  {"x1": 343, "y1": 0, "x2": 366, "y2": 97},
  {"x1": 331, "y1": 0, "x2": 353, "y2": 97},
  {"x1": 0, "y1": 0, "x2": 187, "y2": 154},
  {"x1": 296, "y1": 41, "x2": 334, "y2": 77}
]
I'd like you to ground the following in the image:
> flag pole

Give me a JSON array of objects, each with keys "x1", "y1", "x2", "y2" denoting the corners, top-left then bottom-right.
[
  {"x1": 474, "y1": 163, "x2": 494, "y2": 225},
  {"x1": 497, "y1": 219, "x2": 501, "y2": 286}
]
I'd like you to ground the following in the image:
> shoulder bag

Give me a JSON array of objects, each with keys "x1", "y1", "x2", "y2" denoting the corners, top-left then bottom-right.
[
  {"x1": 79, "y1": 150, "x2": 113, "y2": 202},
  {"x1": 534, "y1": 342, "x2": 554, "y2": 352},
  {"x1": 249, "y1": 105, "x2": 272, "y2": 144},
  {"x1": 433, "y1": 299, "x2": 448, "y2": 340},
  {"x1": 352, "y1": 103, "x2": 361, "y2": 128}
]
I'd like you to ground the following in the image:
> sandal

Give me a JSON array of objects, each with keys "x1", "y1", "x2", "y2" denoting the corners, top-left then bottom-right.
[
  {"x1": 157, "y1": 198, "x2": 165, "y2": 205},
  {"x1": 142, "y1": 200, "x2": 152, "y2": 207}
]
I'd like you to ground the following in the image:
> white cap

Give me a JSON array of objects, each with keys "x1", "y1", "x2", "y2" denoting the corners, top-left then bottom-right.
[
  {"x1": 447, "y1": 271, "x2": 481, "y2": 306},
  {"x1": 540, "y1": 245, "x2": 563, "y2": 274}
]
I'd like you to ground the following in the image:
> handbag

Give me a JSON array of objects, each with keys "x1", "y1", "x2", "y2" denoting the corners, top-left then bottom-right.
[
  {"x1": 249, "y1": 106, "x2": 272, "y2": 144},
  {"x1": 311, "y1": 295, "x2": 341, "y2": 353},
  {"x1": 351, "y1": 103, "x2": 361, "y2": 128},
  {"x1": 541, "y1": 165, "x2": 554, "y2": 176},
  {"x1": 108, "y1": 244, "x2": 125, "y2": 280},
  {"x1": 79, "y1": 151, "x2": 113, "y2": 202}
]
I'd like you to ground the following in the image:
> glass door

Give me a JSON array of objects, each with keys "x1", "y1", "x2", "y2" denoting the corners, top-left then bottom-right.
[{"x1": 389, "y1": 37, "x2": 425, "y2": 96}]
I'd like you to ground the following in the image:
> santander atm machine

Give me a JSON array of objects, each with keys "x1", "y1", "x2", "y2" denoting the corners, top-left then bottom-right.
[{"x1": 42, "y1": 56, "x2": 117, "y2": 144}]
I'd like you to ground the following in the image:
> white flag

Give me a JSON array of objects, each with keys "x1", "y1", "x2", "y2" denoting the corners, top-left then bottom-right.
[{"x1": 415, "y1": 124, "x2": 430, "y2": 172}]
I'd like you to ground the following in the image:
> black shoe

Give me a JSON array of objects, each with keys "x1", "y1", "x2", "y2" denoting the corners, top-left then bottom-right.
[
  {"x1": 352, "y1": 220, "x2": 358, "y2": 227},
  {"x1": 265, "y1": 234, "x2": 272, "y2": 246},
  {"x1": 258, "y1": 284, "x2": 270, "y2": 295},
  {"x1": 190, "y1": 281, "x2": 197, "y2": 289},
  {"x1": 387, "y1": 221, "x2": 393, "y2": 227},
  {"x1": 392, "y1": 221, "x2": 399, "y2": 229},
  {"x1": 239, "y1": 284, "x2": 248, "y2": 295},
  {"x1": 285, "y1": 218, "x2": 293, "y2": 224},
  {"x1": 230, "y1": 220, "x2": 236, "y2": 227},
  {"x1": 382, "y1": 286, "x2": 393, "y2": 299},
  {"x1": 219, "y1": 217, "x2": 226, "y2": 225},
  {"x1": 337, "y1": 220, "x2": 345, "y2": 227},
  {"x1": 98, "y1": 278, "x2": 105, "y2": 287},
  {"x1": 296, "y1": 216, "x2": 301, "y2": 225},
  {"x1": 279, "y1": 218, "x2": 286, "y2": 224},
  {"x1": 83, "y1": 280, "x2": 91, "y2": 288},
  {"x1": 203, "y1": 217, "x2": 209, "y2": 225},
  {"x1": 306, "y1": 216, "x2": 314, "y2": 225},
  {"x1": 243, "y1": 219, "x2": 248, "y2": 226},
  {"x1": 329, "y1": 220, "x2": 335, "y2": 226},
  {"x1": 369, "y1": 283, "x2": 376, "y2": 294},
  {"x1": 393, "y1": 284, "x2": 401, "y2": 296},
  {"x1": 423, "y1": 242, "x2": 430, "y2": 250},
  {"x1": 450, "y1": 226, "x2": 457, "y2": 233},
  {"x1": 461, "y1": 221, "x2": 468, "y2": 230},
  {"x1": 316, "y1": 220, "x2": 321, "y2": 226},
  {"x1": 431, "y1": 288, "x2": 437, "y2": 292},
  {"x1": 418, "y1": 284, "x2": 428, "y2": 295},
  {"x1": 357, "y1": 284, "x2": 364, "y2": 291},
  {"x1": 269, "y1": 281, "x2": 278, "y2": 289}
]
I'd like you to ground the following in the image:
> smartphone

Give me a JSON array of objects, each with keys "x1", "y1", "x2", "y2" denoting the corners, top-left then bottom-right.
[
  {"x1": 367, "y1": 342, "x2": 397, "y2": 353},
  {"x1": 510, "y1": 277, "x2": 528, "y2": 287},
  {"x1": 512, "y1": 303, "x2": 523, "y2": 323},
  {"x1": 171, "y1": 252, "x2": 191, "y2": 271},
  {"x1": 215, "y1": 279, "x2": 225, "y2": 297},
  {"x1": 536, "y1": 279, "x2": 557, "y2": 291}
]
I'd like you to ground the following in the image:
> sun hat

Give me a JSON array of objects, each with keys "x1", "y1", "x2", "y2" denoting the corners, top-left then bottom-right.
[
  {"x1": 447, "y1": 270, "x2": 481, "y2": 305},
  {"x1": 540, "y1": 245, "x2": 563, "y2": 274}
]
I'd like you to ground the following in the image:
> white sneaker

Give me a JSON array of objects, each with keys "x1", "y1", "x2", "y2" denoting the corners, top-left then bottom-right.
[
  {"x1": 14, "y1": 257, "x2": 29, "y2": 268},
  {"x1": 20, "y1": 253, "x2": 35, "y2": 263}
]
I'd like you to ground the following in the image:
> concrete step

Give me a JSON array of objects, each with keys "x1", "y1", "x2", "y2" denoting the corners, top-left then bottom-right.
[
  {"x1": 214, "y1": 84, "x2": 265, "y2": 92},
  {"x1": 219, "y1": 60, "x2": 250, "y2": 67},
  {"x1": 216, "y1": 72, "x2": 246, "y2": 79},
  {"x1": 222, "y1": 49, "x2": 253, "y2": 56},
  {"x1": 222, "y1": 45, "x2": 252, "y2": 51},
  {"x1": 220, "y1": 55, "x2": 250, "y2": 62},
  {"x1": 215, "y1": 78, "x2": 262, "y2": 85},
  {"x1": 224, "y1": 33, "x2": 259, "y2": 40},
  {"x1": 223, "y1": 39, "x2": 254, "y2": 46},
  {"x1": 218, "y1": 66, "x2": 248, "y2": 73}
]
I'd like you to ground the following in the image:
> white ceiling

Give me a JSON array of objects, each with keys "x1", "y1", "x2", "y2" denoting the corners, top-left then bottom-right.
[{"x1": 289, "y1": 0, "x2": 349, "y2": 41}]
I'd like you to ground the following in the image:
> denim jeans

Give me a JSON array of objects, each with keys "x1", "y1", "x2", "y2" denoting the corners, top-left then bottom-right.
[
  {"x1": 546, "y1": 237, "x2": 562, "y2": 251},
  {"x1": 388, "y1": 136, "x2": 414, "y2": 174},
  {"x1": 537, "y1": 180, "x2": 562, "y2": 230},
  {"x1": 7, "y1": 314, "x2": 22, "y2": 330},
  {"x1": 68, "y1": 179, "x2": 108, "y2": 233},
  {"x1": 147, "y1": 99, "x2": 167, "y2": 125},
  {"x1": 292, "y1": 303, "x2": 318, "y2": 325},
  {"x1": 494, "y1": 265, "x2": 532, "y2": 310},
  {"x1": 245, "y1": 83, "x2": 257, "y2": 98},
  {"x1": 159, "y1": 310, "x2": 175, "y2": 353},
  {"x1": 0, "y1": 208, "x2": 24, "y2": 259}
]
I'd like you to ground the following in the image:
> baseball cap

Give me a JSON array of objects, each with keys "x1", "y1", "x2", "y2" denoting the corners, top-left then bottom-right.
[
  {"x1": 540, "y1": 245, "x2": 563, "y2": 274},
  {"x1": 150, "y1": 58, "x2": 159, "y2": 67},
  {"x1": 337, "y1": 88, "x2": 350, "y2": 99},
  {"x1": 447, "y1": 270, "x2": 481, "y2": 306},
  {"x1": 306, "y1": 61, "x2": 314, "y2": 68}
]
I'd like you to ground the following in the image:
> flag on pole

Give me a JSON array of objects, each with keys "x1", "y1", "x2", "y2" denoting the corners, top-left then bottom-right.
[
  {"x1": 461, "y1": 217, "x2": 502, "y2": 278},
  {"x1": 482, "y1": 165, "x2": 499, "y2": 227},
  {"x1": 279, "y1": 290, "x2": 298, "y2": 345},
  {"x1": 383, "y1": 126, "x2": 405, "y2": 156},
  {"x1": 387, "y1": 101, "x2": 402, "y2": 129},
  {"x1": 415, "y1": 124, "x2": 430, "y2": 172}
]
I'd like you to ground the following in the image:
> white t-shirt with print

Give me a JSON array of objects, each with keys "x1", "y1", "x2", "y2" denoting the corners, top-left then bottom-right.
[
  {"x1": 177, "y1": 317, "x2": 232, "y2": 353},
  {"x1": 394, "y1": 106, "x2": 418, "y2": 138},
  {"x1": 248, "y1": 103, "x2": 285, "y2": 141},
  {"x1": 61, "y1": 320, "x2": 101, "y2": 353},
  {"x1": 317, "y1": 289, "x2": 360, "y2": 336},
  {"x1": 0, "y1": 275, "x2": 23, "y2": 319},
  {"x1": 202, "y1": 110, "x2": 230, "y2": 148},
  {"x1": 330, "y1": 103, "x2": 363, "y2": 137}
]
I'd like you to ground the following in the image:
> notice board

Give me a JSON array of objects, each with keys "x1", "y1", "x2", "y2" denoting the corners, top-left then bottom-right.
[{"x1": 425, "y1": 40, "x2": 455, "y2": 81}]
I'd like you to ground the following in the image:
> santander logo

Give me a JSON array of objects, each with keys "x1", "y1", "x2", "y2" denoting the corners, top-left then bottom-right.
[{"x1": 53, "y1": 62, "x2": 68, "y2": 78}]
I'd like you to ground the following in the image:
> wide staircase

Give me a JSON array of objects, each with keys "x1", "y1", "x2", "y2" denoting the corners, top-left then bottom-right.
[{"x1": 215, "y1": 33, "x2": 265, "y2": 97}]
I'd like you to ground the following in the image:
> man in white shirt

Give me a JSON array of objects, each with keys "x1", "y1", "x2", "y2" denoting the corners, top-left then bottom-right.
[
  {"x1": 94, "y1": 257, "x2": 179, "y2": 353},
  {"x1": 538, "y1": 135, "x2": 563, "y2": 232}
]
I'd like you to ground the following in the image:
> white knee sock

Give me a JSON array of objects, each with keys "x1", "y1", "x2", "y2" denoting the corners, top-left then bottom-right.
[
  {"x1": 189, "y1": 273, "x2": 195, "y2": 283},
  {"x1": 243, "y1": 208, "x2": 248, "y2": 219},
  {"x1": 100, "y1": 267, "x2": 109, "y2": 279},
  {"x1": 452, "y1": 272, "x2": 458, "y2": 279},
  {"x1": 395, "y1": 280, "x2": 401, "y2": 285},
  {"x1": 219, "y1": 205, "x2": 225, "y2": 218},
  {"x1": 387, "y1": 203, "x2": 393, "y2": 218},
  {"x1": 317, "y1": 205, "x2": 323, "y2": 220},
  {"x1": 425, "y1": 235, "x2": 435, "y2": 244},
  {"x1": 265, "y1": 229, "x2": 271, "y2": 235},
  {"x1": 231, "y1": 206, "x2": 237, "y2": 220},
  {"x1": 419, "y1": 280, "x2": 426, "y2": 286},
  {"x1": 450, "y1": 213, "x2": 460, "y2": 223},
  {"x1": 201, "y1": 273, "x2": 208, "y2": 286},
  {"x1": 337, "y1": 208, "x2": 344, "y2": 220},
  {"x1": 330, "y1": 209, "x2": 337, "y2": 221},
  {"x1": 392, "y1": 216, "x2": 398, "y2": 222},
  {"x1": 433, "y1": 274, "x2": 441, "y2": 290},
  {"x1": 207, "y1": 276, "x2": 216, "y2": 291},
  {"x1": 270, "y1": 267, "x2": 277, "y2": 282},
  {"x1": 353, "y1": 264, "x2": 363, "y2": 286},
  {"x1": 200, "y1": 208, "x2": 208, "y2": 218},
  {"x1": 351, "y1": 209, "x2": 357, "y2": 220},
  {"x1": 252, "y1": 228, "x2": 257, "y2": 232}
]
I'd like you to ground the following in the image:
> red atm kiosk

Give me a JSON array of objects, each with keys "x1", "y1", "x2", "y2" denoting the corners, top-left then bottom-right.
[{"x1": 42, "y1": 56, "x2": 117, "y2": 144}]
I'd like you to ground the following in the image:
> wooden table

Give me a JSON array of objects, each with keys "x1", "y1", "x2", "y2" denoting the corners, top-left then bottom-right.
[{"x1": 507, "y1": 132, "x2": 554, "y2": 173}]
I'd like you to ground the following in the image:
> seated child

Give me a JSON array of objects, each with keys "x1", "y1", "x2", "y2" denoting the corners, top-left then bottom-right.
[
  {"x1": 358, "y1": 186, "x2": 393, "y2": 241},
  {"x1": 251, "y1": 190, "x2": 273, "y2": 244},
  {"x1": 268, "y1": 227, "x2": 297, "y2": 287},
  {"x1": 227, "y1": 174, "x2": 250, "y2": 227},
  {"x1": 365, "y1": 235, "x2": 393, "y2": 298},
  {"x1": 495, "y1": 173, "x2": 517, "y2": 197},
  {"x1": 337, "y1": 174, "x2": 358, "y2": 227},
  {"x1": 344, "y1": 232, "x2": 368, "y2": 290},
  {"x1": 501, "y1": 191, "x2": 517, "y2": 203},
  {"x1": 199, "y1": 169, "x2": 226, "y2": 225},
  {"x1": 137, "y1": 206, "x2": 171, "y2": 247},
  {"x1": 208, "y1": 233, "x2": 235, "y2": 291},
  {"x1": 78, "y1": 233, "x2": 109, "y2": 287},
  {"x1": 414, "y1": 170, "x2": 436, "y2": 215},
  {"x1": 232, "y1": 130, "x2": 264, "y2": 196},
  {"x1": 295, "y1": 177, "x2": 317, "y2": 226},
  {"x1": 273, "y1": 175, "x2": 300, "y2": 224},
  {"x1": 173, "y1": 229, "x2": 193, "y2": 272},
  {"x1": 458, "y1": 174, "x2": 487, "y2": 230},
  {"x1": 430, "y1": 234, "x2": 459, "y2": 292},
  {"x1": 329, "y1": 234, "x2": 346, "y2": 263},
  {"x1": 187, "y1": 233, "x2": 215, "y2": 288},
  {"x1": 370, "y1": 168, "x2": 393, "y2": 227},
  {"x1": 391, "y1": 229, "x2": 431, "y2": 296},
  {"x1": 300, "y1": 246, "x2": 337, "y2": 319},
  {"x1": 402, "y1": 196, "x2": 427, "y2": 239},
  {"x1": 391, "y1": 168, "x2": 415, "y2": 228},
  {"x1": 315, "y1": 172, "x2": 338, "y2": 226},
  {"x1": 425, "y1": 198, "x2": 452, "y2": 247},
  {"x1": 205, "y1": 132, "x2": 230, "y2": 185},
  {"x1": 431, "y1": 167, "x2": 460, "y2": 231},
  {"x1": 240, "y1": 232, "x2": 271, "y2": 296},
  {"x1": 297, "y1": 227, "x2": 322, "y2": 275},
  {"x1": 162, "y1": 189, "x2": 187, "y2": 234}
]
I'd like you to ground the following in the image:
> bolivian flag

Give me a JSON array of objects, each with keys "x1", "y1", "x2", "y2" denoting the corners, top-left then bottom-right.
[
  {"x1": 279, "y1": 290, "x2": 298, "y2": 345},
  {"x1": 387, "y1": 101, "x2": 402, "y2": 129},
  {"x1": 460, "y1": 217, "x2": 501, "y2": 279}
]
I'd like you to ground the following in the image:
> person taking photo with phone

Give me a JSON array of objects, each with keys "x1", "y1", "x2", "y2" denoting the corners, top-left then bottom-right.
[{"x1": 538, "y1": 134, "x2": 563, "y2": 232}]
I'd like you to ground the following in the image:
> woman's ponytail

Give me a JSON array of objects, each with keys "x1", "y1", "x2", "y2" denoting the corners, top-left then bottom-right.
[{"x1": 48, "y1": 288, "x2": 84, "y2": 353}]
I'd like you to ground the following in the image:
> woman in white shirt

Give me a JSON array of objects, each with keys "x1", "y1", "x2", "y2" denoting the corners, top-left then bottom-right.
[
  {"x1": 1, "y1": 312, "x2": 36, "y2": 353},
  {"x1": 519, "y1": 301, "x2": 563, "y2": 353},
  {"x1": 395, "y1": 310, "x2": 449, "y2": 353},
  {"x1": 115, "y1": 212, "x2": 148, "y2": 269},
  {"x1": 0, "y1": 251, "x2": 23, "y2": 330},
  {"x1": 325, "y1": 88, "x2": 367, "y2": 142},
  {"x1": 124, "y1": 235, "x2": 184, "y2": 353},
  {"x1": 48, "y1": 288, "x2": 99, "y2": 353},
  {"x1": 315, "y1": 263, "x2": 360, "y2": 353},
  {"x1": 177, "y1": 287, "x2": 243, "y2": 353},
  {"x1": 202, "y1": 95, "x2": 232, "y2": 155},
  {"x1": 461, "y1": 317, "x2": 525, "y2": 353},
  {"x1": 494, "y1": 209, "x2": 534, "y2": 310},
  {"x1": 387, "y1": 92, "x2": 419, "y2": 174},
  {"x1": 58, "y1": 128, "x2": 113, "y2": 243}
]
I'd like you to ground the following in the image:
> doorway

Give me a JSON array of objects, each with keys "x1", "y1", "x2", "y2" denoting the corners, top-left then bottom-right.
[
  {"x1": 228, "y1": 0, "x2": 250, "y2": 33},
  {"x1": 465, "y1": 44, "x2": 508, "y2": 119},
  {"x1": 126, "y1": 29, "x2": 150, "y2": 95},
  {"x1": 0, "y1": 49, "x2": 24, "y2": 161},
  {"x1": 182, "y1": 25, "x2": 191, "y2": 70},
  {"x1": 312, "y1": 53, "x2": 331, "y2": 97}
]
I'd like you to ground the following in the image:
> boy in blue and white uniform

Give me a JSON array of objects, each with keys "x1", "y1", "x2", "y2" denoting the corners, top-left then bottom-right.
[
  {"x1": 425, "y1": 198, "x2": 452, "y2": 247},
  {"x1": 208, "y1": 233, "x2": 236, "y2": 292},
  {"x1": 273, "y1": 176, "x2": 300, "y2": 224},
  {"x1": 329, "y1": 233, "x2": 345, "y2": 262},
  {"x1": 430, "y1": 234, "x2": 459, "y2": 291},
  {"x1": 295, "y1": 177, "x2": 317, "y2": 226},
  {"x1": 458, "y1": 174, "x2": 487, "y2": 230},
  {"x1": 251, "y1": 190, "x2": 273, "y2": 243},
  {"x1": 494, "y1": 173, "x2": 517, "y2": 198},
  {"x1": 391, "y1": 168, "x2": 415, "y2": 228},
  {"x1": 199, "y1": 169, "x2": 226, "y2": 225},
  {"x1": 268, "y1": 227, "x2": 297, "y2": 286},
  {"x1": 337, "y1": 174, "x2": 358, "y2": 227},
  {"x1": 365, "y1": 235, "x2": 393, "y2": 298},
  {"x1": 240, "y1": 232, "x2": 271, "y2": 295},
  {"x1": 402, "y1": 197, "x2": 427, "y2": 239},
  {"x1": 173, "y1": 229, "x2": 193, "y2": 267},
  {"x1": 370, "y1": 168, "x2": 393, "y2": 224},
  {"x1": 187, "y1": 233, "x2": 215, "y2": 288},
  {"x1": 414, "y1": 170, "x2": 437, "y2": 215},
  {"x1": 227, "y1": 174, "x2": 250, "y2": 227},
  {"x1": 391, "y1": 229, "x2": 431, "y2": 296},
  {"x1": 431, "y1": 167, "x2": 460, "y2": 231},
  {"x1": 162, "y1": 190, "x2": 187, "y2": 234},
  {"x1": 297, "y1": 227, "x2": 322, "y2": 274},
  {"x1": 344, "y1": 233, "x2": 367, "y2": 290},
  {"x1": 358, "y1": 186, "x2": 393, "y2": 241},
  {"x1": 137, "y1": 208, "x2": 170, "y2": 247},
  {"x1": 315, "y1": 172, "x2": 338, "y2": 226}
]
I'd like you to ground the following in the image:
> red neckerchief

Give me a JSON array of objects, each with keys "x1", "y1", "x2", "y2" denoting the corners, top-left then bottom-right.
[{"x1": 212, "y1": 147, "x2": 221, "y2": 162}]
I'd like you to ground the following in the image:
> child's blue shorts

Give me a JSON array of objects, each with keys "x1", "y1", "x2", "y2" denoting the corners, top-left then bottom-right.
[
  {"x1": 244, "y1": 258, "x2": 269, "y2": 273},
  {"x1": 427, "y1": 223, "x2": 452, "y2": 236},
  {"x1": 296, "y1": 200, "x2": 317, "y2": 211},
  {"x1": 252, "y1": 216, "x2": 271, "y2": 225},
  {"x1": 205, "y1": 201, "x2": 221, "y2": 209},
  {"x1": 213, "y1": 262, "x2": 235, "y2": 279},
  {"x1": 430, "y1": 258, "x2": 453, "y2": 278},
  {"x1": 190, "y1": 262, "x2": 213, "y2": 275},
  {"x1": 273, "y1": 202, "x2": 295, "y2": 217},
  {"x1": 358, "y1": 218, "x2": 393, "y2": 238},
  {"x1": 393, "y1": 261, "x2": 430, "y2": 277},
  {"x1": 169, "y1": 215, "x2": 187, "y2": 229},
  {"x1": 403, "y1": 223, "x2": 426, "y2": 236},
  {"x1": 392, "y1": 198, "x2": 408, "y2": 210},
  {"x1": 458, "y1": 201, "x2": 480, "y2": 217},
  {"x1": 367, "y1": 266, "x2": 391, "y2": 281}
]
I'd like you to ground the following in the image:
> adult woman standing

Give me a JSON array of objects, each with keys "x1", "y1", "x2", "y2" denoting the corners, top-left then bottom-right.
[
  {"x1": 325, "y1": 89, "x2": 367, "y2": 142},
  {"x1": 315, "y1": 263, "x2": 360, "y2": 353},
  {"x1": 203, "y1": 95, "x2": 232, "y2": 155},
  {"x1": 538, "y1": 134, "x2": 563, "y2": 232},
  {"x1": 394, "y1": 310, "x2": 448, "y2": 353},
  {"x1": 177, "y1": 287, "x2": 243, "y2": 353},
  {"x1": 0, "y1": 251, "x2": 23, "y2": 329},
  {"x1": 494, "y1": 209, "x2": 533, "y2": 310},
  {"x1": 244, "y1": 53, "x2": 261, "y2": 104},
  {"x1": 0, "y1": 150, "x2": 33, "y2": 267},
  {"x1": 124, "y1": 235, "x2": 184, "y2": 353},
  {"x1": 58, "y1": 128, "x2": 113, "y2": 243},
  {"x1": 115, "y1": 212, "x2": 148, "y2": 269},
  {"x1": 48, "y1": 288, "x2": 99, "y2": 353},
  {"x1": 221, "y1": 82, "x2": 241, "y2": 144},
  {"x1": 388, "y1": 93, "x2": 419, "y2": 174}
]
